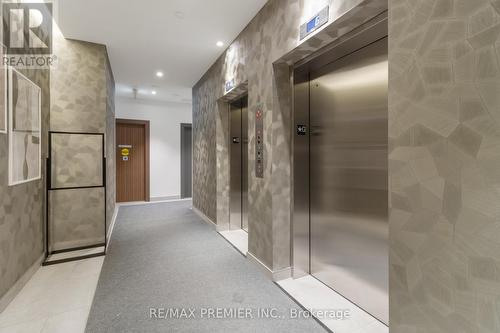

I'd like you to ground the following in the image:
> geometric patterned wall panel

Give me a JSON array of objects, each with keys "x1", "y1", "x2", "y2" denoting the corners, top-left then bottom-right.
[
  {"x1": 389, "y1": 0, "x2": 500, "y2": 331},
  {"x1": 49, "y1": 187, "x2": 105, "y2": 251},
  {"x1": 0, "y1": 66, "x2": 48, "y2": 300},
  {"x1": 50, "y1": 133, "x2": 103, "y2": 189}
]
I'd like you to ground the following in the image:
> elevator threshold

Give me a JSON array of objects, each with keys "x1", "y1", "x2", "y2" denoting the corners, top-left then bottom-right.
[
  {"x1": 219, "y1": 230, "x2": 248, "y2": 256},
  {"x1": 277, "y1": 275, "x2": 388, "y2": 333}
]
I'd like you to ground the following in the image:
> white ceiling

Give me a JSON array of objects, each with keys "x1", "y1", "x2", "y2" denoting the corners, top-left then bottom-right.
[{"x1": 56, "y1": 0, "x2": 268, "y2": 104}]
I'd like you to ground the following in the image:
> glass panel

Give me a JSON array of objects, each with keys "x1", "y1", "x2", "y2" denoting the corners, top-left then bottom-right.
[
  {"x1": 49, "y1": 187, "x2": 105, "y2": 251},
  {"x1": 51, "y1": 133, "x2": 103, "y2": 189}
]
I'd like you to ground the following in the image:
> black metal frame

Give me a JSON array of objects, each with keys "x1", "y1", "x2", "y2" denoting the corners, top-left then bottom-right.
[{"x1": 43, "y1": 131, "x2": 107, "y2": 266}]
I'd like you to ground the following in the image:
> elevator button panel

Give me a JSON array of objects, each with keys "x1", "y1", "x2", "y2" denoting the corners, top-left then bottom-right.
[{"x1": 255, "y1": 108, "x2": 264, "y2": 178}]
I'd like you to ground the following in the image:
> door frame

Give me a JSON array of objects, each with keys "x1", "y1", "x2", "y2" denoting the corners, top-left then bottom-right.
[
  {"x1": 116, "y1": 118, "x2": 150, "y2": 202},
  {"x1": 291, "y1": 14, "x2": 389, "y2": 325},
  {"x1": 228, "y1": 96, "x2": 248, "y2": 231},
  {"x1": 292, "y1": 15, "x2": 388, "y2": 278},
  {"x1": 180, "y1": 123, "x2": 192, "y2": 199}
]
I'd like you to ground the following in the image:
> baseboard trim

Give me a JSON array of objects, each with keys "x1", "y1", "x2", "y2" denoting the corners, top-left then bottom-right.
[
  {"x1": 273, "y1": 266, "x2": 292, "y2": 281},
  {"x1": 106, "y1": 206, "x2": 119, "y2": 247},
  {"x1": 0, "y1": 254, "x2": 44, "y2": 313},
  {"x1": 117, "y1": 198, "x2": 191, "y2": 207},
  {"x1": 151, "y1": 195, "x2": 181, "y2": 202},
  {"x1": 191, "y1": 206, "x2": 217, "y2": 229},
  {"x1": 247, "y1": 252, "x2": 292, "y2": 281}
]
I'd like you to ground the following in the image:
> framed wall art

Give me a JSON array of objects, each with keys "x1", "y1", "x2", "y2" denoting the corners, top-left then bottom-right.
[
  {"x1": 0, "y1": 44, "x2": 7, "y2": 134},
  {"x1": 8, "y1": 67, "x2": 42, "y2": 186}
]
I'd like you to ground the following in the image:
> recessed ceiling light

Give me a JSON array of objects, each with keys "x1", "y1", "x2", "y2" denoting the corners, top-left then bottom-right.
[
  {"x1": 174, "y1": 11, "x2": 185, "y2": 19},
  {"x1": 156, "y1": 71, "x2": 164, "y2": 78},
  {"x1": 152, "y1": 90, "x2": 157, "y2": 95},
  {"x1": 216, "y1": 41, "x2": 224, "y2": 47}
]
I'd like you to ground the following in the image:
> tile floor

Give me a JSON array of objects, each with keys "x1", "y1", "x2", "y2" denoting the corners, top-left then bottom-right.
[
  {"x1": 45, "y1": 247, "x2": 105, "y2": 264},
  {"x1": 278, "y1": 275, "x2": 388, "y2": 333},
  {"x1": 219, "y1": 229, "x2": 248, "y2": 255},
  {"x1": 0, "y1": 257, "x2": 104, "y2": 333}
]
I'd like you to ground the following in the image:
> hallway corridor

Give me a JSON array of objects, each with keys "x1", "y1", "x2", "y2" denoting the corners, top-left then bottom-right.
[
  {"x1": 2, "y1": 1, "x2": 498, "y2": 331},
  {"x1": 85, "y1": 201, "x2": 325, "y2": 332}
]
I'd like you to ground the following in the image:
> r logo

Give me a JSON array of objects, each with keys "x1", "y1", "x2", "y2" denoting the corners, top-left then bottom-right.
[{"x1": 2, "y1": 3, "x2": 53, "y2": 54}]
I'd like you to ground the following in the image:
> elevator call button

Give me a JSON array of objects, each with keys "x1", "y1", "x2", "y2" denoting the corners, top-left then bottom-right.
[
  {"x1": 255, "y1": 107, "x2": 264, "y2": 179},
  {"x1": 297, "y1": 125, "x2": 307, "y2": 135}
]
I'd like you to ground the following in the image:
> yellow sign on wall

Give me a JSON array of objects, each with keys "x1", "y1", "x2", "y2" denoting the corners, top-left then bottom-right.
[{"x1": 121, "y1": 148, "x2": 130, "y2": 156}]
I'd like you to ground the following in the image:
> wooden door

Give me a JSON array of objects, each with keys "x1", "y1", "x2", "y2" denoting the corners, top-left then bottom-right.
[{"x1": 116, "y1": 119, "x2": 150, "y2": 202}]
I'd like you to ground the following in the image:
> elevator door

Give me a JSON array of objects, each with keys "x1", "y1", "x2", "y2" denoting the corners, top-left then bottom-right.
[
  {"x1": 229, "y1": 96, "x2": 248, "y2": 231},
  {"x1": 310, "y1": 38, "x2": 388, "y2": 323}
]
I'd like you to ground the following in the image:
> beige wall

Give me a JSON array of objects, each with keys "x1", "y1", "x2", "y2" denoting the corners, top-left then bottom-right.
[
  {"x1": 50, "y1": 35, "x2": 115, "y2": 250},
  {"x1": 105, "y1": 55, "x2": 116, "y2": 234},
  {"x1": 1, "y1": 32, "x2": 115, "y2": 300},
  {"x1": 389, "y1": 0, "x2": 500, "y2": 331},
  {"x1": 0, "y1": 68, "x2": 49, "y2": 302}
]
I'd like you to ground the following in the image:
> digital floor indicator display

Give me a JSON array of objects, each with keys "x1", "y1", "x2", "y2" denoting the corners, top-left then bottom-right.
[{"x1": 300, "y1": 6, "x2": 329, "y2": 40}]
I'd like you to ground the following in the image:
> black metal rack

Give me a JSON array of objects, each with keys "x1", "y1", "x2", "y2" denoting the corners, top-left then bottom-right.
[{"x1": 43, "y1": 131, "x2": 107, "y2": 266}]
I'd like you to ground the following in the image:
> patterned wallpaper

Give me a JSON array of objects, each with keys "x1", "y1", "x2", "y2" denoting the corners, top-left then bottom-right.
[
  {"x1": 0, "y1": 2, "x2": 51, "y2": 298},
  {"x1": 105, "y1": 55, "x2": 116, "y2": 234},
  {"x1": 1, "y1": 32, "x2": 115, "y2": 300},
  {"x1": 50, "y1": 188, "x2": 105, "y2": 251},
  {"x1": 0, "y1": 67, "x2": 49, "y2": 299},
  {"x1": 193, "y1": 0, "x2": 387, "y2": 270},
  {"x1": 50, "y1": 36, "x2": 115, "y2": 250},
  {"x1": 50, "y1": 133, "x2": 104, "y2": 188},
  {"x1": 50, "y1": 38, "x2": 107, "y2": 133},
  {"x1": 389, "y1": 0, "x2": 500, "y2": 331}
]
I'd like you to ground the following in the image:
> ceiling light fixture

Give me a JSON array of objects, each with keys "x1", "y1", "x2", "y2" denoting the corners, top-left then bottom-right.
[
  {"x1": 156, "y1": 71, "x2": 164, "y2": 78},
  {"x1": 152, "y1": 90, "x2": 157, "y2": 95},
  {"x1": 216, "y1": 41, "x2": 224, "y2": 47}
]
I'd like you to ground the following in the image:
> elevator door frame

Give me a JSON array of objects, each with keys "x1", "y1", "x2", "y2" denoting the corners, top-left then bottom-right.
[
  {"x1": 292, "y1": 15, "x2": 388, "y2": 324},
  {"x1": 229, "y1": 96, "x2": 249, "y2": 231}
]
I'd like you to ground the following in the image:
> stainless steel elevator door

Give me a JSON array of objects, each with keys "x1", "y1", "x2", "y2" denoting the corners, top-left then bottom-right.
[
  {"x1": 241, "y1": 97, "x2": 249, "y2": 232},
  {"x1": 309, "y1": 38, "x2": 388, "y2": 324},
  {"x1": 229, "y1": 96, "x2": 248, "y2": 231}
]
